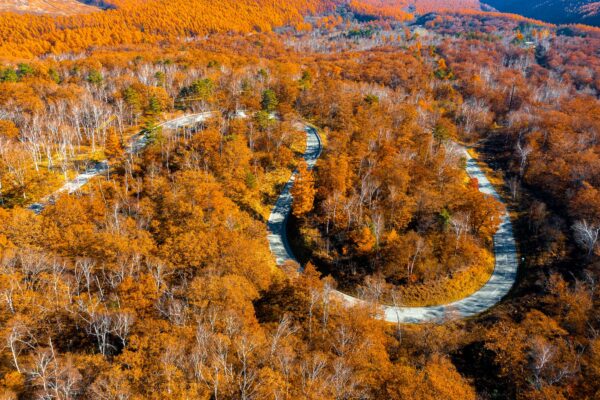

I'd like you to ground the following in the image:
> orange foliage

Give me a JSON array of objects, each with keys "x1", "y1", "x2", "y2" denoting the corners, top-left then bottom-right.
[
  {"x1": 0, "y1": 0, "x2": 331, "y2": 58},
  {"x1": 0, "y1": 0, "x2": 99, "y2": 15},
  {"x1": 443, "y1": 9, "x2": 556, "y2": 27},
  {"x1": 348, "y1": 0, "x2": 413, "y2": 21},
  {"x1": 1, "y1": 4, "x2": 600, "y2": 399}
]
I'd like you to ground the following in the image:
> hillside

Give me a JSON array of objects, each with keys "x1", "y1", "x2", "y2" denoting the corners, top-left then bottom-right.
[
  {"x1": 0, "y1": 0, "x2": 101, "y2": 15},
  {"x1": 0, "y1": 0, "x2": 480, "y2": 59},
  {"x1": 0, "y1": 1, "x2": 599, "y2": 399},
  {"x1": 484, "y1": 0, "x2": 600, "y2": 26},
  {"x1": 0, "y1": 0, "x2": 333, "y2": 58}
]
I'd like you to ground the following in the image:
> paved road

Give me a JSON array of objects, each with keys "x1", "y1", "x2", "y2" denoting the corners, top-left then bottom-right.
[
  {"x1": 267, "y1": 126, "x2": 519, "y2": 323},
  {"x1": 28, "y1": 113, "x2": 518, "y2": 324},
  {"x1": 28, "y1": 113, "x2": 213, "y2": 213}
]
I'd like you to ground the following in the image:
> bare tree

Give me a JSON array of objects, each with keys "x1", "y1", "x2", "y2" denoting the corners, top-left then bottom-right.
[
  {"x1": 459, "y1": 98, "x2": 492, "y2": 136},
  {"x1": 516, "y1": 139, "x2": 533, "y2": 177},
  {"x1": 269, "y1": 314, "x2": 298, "y2": 358},
  {"x1": 450, "y1": 212, "x2": 470, "y2": 248},
  {"x1": 301, "y1": 353, "x2": 327, "y2": 397},
  {"x1": 332, "y1": 324, "x2": 357, "y2": 358},
  {"x1": 148, "y1": 260, "x2": 169, "y2": 292},
  {"x1": 89, "y1": 371, "x2": 131, "y2": 400},
  {"x1": 389, "y1": 289, "x2": 403, "y2": 342},
  {"x1": 0, "y1": 277, "x2": 19, "y2": 315},
  {"x1": 29, "y1": 346, "x2": 55, "y2": 397},
  {"x1": 573, "y1": 220, "x2": 599, "y2": 257},
  {"x1": 29, "y1": 340, "x2": 82, "y2": 400},
  {"x1": 371, "y1": 212, "x2": 385, "y2": 247},
  {"x1": 87, "y1": 312, "x2": 115, "y2": 356},
  {"x1": 191, "y1": 323, "x2": 232, "y2": 400},
  {"x1": 358, "y1": 274, "x2": 386, "y2": 304},
  {"x1": 5, "y1": 321, "x2": 37, "y2": 373},
  {"x1": 113, "y1": 312, "x2": 135, "y2": 349},
  {"x1": 75, "y1": 258, "x2": 96, "y2": 299},
  {"x1": 330, "y1": 358, "x2": 361, "y2": 400},
  {"x1": 529, "y1": 337, "x2": 578, "y2": 390},
  {"x1": 321, "y1": 281, "x2": 332, "y2": 328},
  {"x1": 21, "y1": 115, "x2": 43, "y2": 172},
  {"x1": 507, "y1": 175, "x2": 520, "y2": 200},
  {"x1": 307, "y1": 288, "x2": 320, "y2": 341},
  {"x1": 407, "y1": 236, "x2": 425, "y2": 277},
  {"x1": 530, "y1": 338, "x2": 555, "y2": 389},
  {"x1": 235, "y1": 335, "x2": 258, "y2": 400}
]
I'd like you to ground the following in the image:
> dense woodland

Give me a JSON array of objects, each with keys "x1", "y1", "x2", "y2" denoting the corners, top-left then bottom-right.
[
  {"x1": 291, "y1": 55, "x2": 503, "y2": 305},
  {"x1": 0, "y1": 1, "x2": 599, "y2": 399}
]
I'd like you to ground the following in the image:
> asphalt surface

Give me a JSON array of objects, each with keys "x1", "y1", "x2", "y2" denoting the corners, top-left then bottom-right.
[
  {"x1": 29, "y1": 113, "x2": 213, "y2": 213},
  {"x1": 28, "y1": 113, "x2": 518, "y2": 324},
  {"x1": 267, "y1": 126, "x2": 519, "y2": 323}
]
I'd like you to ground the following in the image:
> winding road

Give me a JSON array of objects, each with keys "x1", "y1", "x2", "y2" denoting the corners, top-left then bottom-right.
[
  {"x1": 28, "y1": 113, "x2": 214, "y2": 213},
  {"x1": 29, "y1": 113, "x2": 518, "y2": 324},
  {"x1": 267, "y1": 125, "x2": 519, "y2": 323}
]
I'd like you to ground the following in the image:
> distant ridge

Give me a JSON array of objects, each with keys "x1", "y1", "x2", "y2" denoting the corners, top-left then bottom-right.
[
  {"x1": 483, "y1": 0, "x2": 600, "y2": 26},
  {"x1": 0, "y1": 0, "x2": 100, "y2": 15}
]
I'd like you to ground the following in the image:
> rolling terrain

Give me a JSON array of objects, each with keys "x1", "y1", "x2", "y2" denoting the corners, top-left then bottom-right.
[
  {"x1": 484, "y1": 0, "x2": 600, "y2": 26},
  {"x1": 0, "y1": 0, "x2": 599, "y2": 398},
  {"x1": 1, "y1": 0, "x2": 599, "y2": 28},
  {"x1": 0, "y1": 0, "x2": 100, "y2": 15}
]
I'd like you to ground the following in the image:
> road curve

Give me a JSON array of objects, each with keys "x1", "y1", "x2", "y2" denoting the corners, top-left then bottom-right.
[
  {"x1": 28, "y1": 113, "x2": 214, "y2": 213},
  {"x1": 267, "y1": 126, "x2": 519, "y2": 324},
  {"x1": 28, "y1": 113, "x2": 518, "y2": 323}
]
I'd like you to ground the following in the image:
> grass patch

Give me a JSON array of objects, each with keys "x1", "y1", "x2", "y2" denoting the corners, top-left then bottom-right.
[{"x1": 381, "y1": 248, "x2": 495, "y2": 307}]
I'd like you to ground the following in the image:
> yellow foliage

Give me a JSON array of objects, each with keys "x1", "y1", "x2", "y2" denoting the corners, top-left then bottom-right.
[{"x1": 354, "y1": 226, "x2": 376, "y2": 254}]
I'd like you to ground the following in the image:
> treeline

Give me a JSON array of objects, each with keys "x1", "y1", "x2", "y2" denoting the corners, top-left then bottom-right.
[
  {"x1": 0, "y1": 0, "x2": 335, "y2": 58},
  {"x1": 0, "y1": 0, "x2": 556, "y2": 60}
]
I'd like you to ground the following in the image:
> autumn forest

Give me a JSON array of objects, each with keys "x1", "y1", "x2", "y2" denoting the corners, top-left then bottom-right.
[{"x1": 0, "y1": 0, "x2": 599, "y2": 399}]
